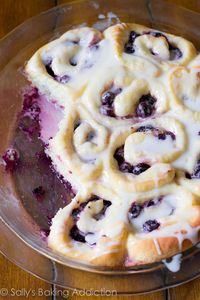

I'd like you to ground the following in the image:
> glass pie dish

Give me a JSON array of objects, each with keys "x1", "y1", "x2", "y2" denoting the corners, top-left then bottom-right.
[{"x1": 1, "y1": 0, "x2": 200, "y2": 294}]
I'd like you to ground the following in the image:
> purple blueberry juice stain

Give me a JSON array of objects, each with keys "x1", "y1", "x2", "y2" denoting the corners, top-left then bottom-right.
[
  {"x1": 2, "y1": 148, "x2": 20, "y2": 172},
  {"x1": 10, "y1": 88, "x2": 75, "y2": 236},
  {"x1": 32, "y1": 186, "x2": 45, "y2": 202}
]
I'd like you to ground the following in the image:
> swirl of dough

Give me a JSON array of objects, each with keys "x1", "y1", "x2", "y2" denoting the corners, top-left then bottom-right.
[
  {"x1": 46, "y1": 104, "x2": 109, "y2": 188},
  {"x1": 168, "y1": 60, "x2": 200, "y2": 121},
  {"x1": 48, "y1": 186, "x2": 128, "y2": 267},
  {"x1": 82, "y1": 67, "x2": 168, "y2": 128},
  {"x1": 126, "y1": 185, "x2": 200, "y2": 265},
  {"x1": 103, "y1": 118, "x2": 184, "y2": 192},
  {"x1": 104, "y1": 23, "x2": 196, "y2": 73},
  {"x1": 25, "y1": 27, "x2": 103, "y2": 108},
  {"x1": 124, "y1": 117, "x2": 186, "y2": 164}
]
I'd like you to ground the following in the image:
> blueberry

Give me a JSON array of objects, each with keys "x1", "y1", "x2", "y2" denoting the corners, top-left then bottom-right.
[
  {"x1": 114, "y1": 146, "x2": 125, "y2": 165},
  {"x1": 191, "y1": 160, "x2": 200, "y2": 179},
  {"x1": 145, "y1": 31, "x2": 182, "y2": 61},
  {"x1": 71, "y1": 202, "x2": 88, "y2": 221},
  {"x1": 45, "y1": 62, "x2": 55, "y2": 77},
  {"x1": 70, "y1": 225, "x2": 86, "y2": 243},
  {"x1": 55, "y1": 75, "x2": 70, "y2": 84},
  {"x1": 144, "y1": 197, "x2": 162, "y2": 208},
  {"x1": 101, "y1": 91, "x2": 115, "y2": 105},
  {"x1": 2, "y1": 148, "x2": 19, "y2": 172},
  {"x1": 124, "y1": 42, "x2": 135, "y2": 54},
  {"x1": 71, "y1": 195, "x2": 100, "y2": 221},
  {"x1": 135, "y1": 94, "x2": 156, "y2": 118},
  {"x1": 119, "y1": 162, "x2": 133, "y2": 173},
  {"x1": 143, "y1": 220, "x2": 160, "y2": 232},
  {"x1": 124, "y1": 31, "x2": 140, "y2": 54},
  {"x1": 129, "y1": 202, "x2": 143, "y2": 219},
  {"x1": 146, "y1": 31, "x2": 167, "y2": 39},
  {"x1": 166, "y1": 131, "x2": 176, "y2": 140},
  {"x1": 169, "y1": 46, "x2": 182, "y2": 60},
  {"x1": 44, "y1": 59, "x2": 70, "y2": 83},
  {"x1": 132, "y1": 163, "x2": 150, "y2": 175},
  {"x1": 129, "y1": 31, "x2": 140, "y2": 42},
  {"x1": 158, "y1": 133, "x2": 166, "y2": 140},
  {"x1": 100, "y1": 105, "x2": 115, "y2": 117},
  {"x1": 136, "y1": 125, "x2": 154, "y2": 132},
  {"x1": 185, "y1": 172, "x2": 192, "y2": 179}
]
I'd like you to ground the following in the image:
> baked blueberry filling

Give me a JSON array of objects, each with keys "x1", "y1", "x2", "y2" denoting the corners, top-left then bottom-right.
[
  {"x1": 135, "y1": 94, "x2": 157, "y2": 118},
  {"x1": 143, "y1": 219, "x2": 160, "y2": 232},
  {"x1": 100, "y1": 88, "x2": 158, "y2": 120},
  {"x1": 114, "y1": 146, "x2": 151, "y2": 175},
  {"x1": 129, "y1": 203, "x2": 143, "y2": 219},
  {"x1": 136, "y1": 125, "x2": 154, "y2": 132},
  {"x1": 132, "y1": 163, "x2": 151, "y2": 175},
  {"x1": 136, "y1": 125, "x2": 176, "y2": 140},
  {"x1": 100, "y1": 87, "x2": 122, "y2": 117},
  {"x1": 70, "y1": 225, "x2": 86, "y2": 243},
  {"x1": 44, "y1": 59, "x2": 70, "y2": 84},
  {"x1": 143, "y1": 197, "x2": 163, "y2": 208},
  {"x1": 124, "y1": 30, "x2": 182, "y2": 61},
  {"x1": 186, "y1": 159, "x2": 200, "y2": 179},
  {"x1": 124, "y1": 31, "x2": 140, "y2": 54},
  {"x1": 129, "y1": 197, "x2": 163, "y2": 221},
  {"x1": 129, "y1": 199, "x2": 163, "y2": 232},
  {"x1": 146, "y1": 32, "x2": 182, "y2": 60},
  {"x1": 70, "y1": 196, "x2": 111, "y2": 243}
]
